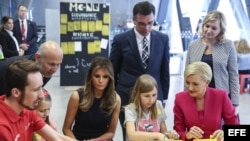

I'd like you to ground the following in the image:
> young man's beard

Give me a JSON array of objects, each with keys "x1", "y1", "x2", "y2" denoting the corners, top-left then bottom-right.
[{"x1": 18, "y1": 91, "x2": 38, "y2": 110}]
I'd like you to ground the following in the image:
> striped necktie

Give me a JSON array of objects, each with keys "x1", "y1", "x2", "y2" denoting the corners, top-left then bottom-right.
[{"x1": 142, "y1": 37, "x2": 149, "y2": 69}]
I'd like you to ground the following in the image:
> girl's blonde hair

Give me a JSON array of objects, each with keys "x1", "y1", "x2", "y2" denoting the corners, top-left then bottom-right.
[{"x1": 130, "y1": 74, "x2": 158, "y2": 120}]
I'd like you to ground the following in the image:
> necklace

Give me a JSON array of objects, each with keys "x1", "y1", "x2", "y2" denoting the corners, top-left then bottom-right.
[{"x1": 204, "y1": 45, "x2": 212, "y2": 54}]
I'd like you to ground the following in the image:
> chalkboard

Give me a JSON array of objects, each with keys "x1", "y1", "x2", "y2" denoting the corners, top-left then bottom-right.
[{"x1": 60, "y1": 2, "x2": 110, "y2": 86}]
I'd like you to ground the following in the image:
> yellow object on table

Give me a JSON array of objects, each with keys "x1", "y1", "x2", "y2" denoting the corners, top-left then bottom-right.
[{"x1": 193, "y1": 139, "x2": 217, "y2": 141}]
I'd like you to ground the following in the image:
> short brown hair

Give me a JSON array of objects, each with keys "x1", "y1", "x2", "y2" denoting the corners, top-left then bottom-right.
[{"x1": 5, "y1": 59, "x2": 41, "y2": 97}]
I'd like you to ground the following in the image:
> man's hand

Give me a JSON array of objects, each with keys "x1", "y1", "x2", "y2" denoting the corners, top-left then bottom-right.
[
  {"x1": 18, "y1": 49, "x2": 24, "y2": 56},
  {"x1": 20, "y1": 43, "x2": 29, "y2": 51}
]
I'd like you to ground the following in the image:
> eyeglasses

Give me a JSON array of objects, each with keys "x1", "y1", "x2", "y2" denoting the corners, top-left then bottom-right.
[{"x1": 136, "y1": 21, "x2": 154, "y2": 27}]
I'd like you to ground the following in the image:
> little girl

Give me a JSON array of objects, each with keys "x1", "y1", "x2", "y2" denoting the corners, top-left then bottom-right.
[
  {"x1": 33, "y1": 88, "x2": 57, "y2": 141},
  {"x1": 124, "y1": 74, "x2": 179, "y2": 141}
]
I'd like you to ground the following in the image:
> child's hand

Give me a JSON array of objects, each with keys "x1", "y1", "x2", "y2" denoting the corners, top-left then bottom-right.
[{"x1": 165, "y1": 130, "x2": 180, "y2": 139}]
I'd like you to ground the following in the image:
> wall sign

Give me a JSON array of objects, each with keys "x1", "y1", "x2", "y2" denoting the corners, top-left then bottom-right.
[{"x1": 60, "y1": 2, "x2": 110, "y2": 86}]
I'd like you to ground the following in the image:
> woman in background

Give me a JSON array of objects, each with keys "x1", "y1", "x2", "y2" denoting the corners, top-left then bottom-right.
[
  {"x1": 236, "y1": 38, "x2": 250, "y2": 91},
  {"x1": 185, "y1": 10, "x2": 239, "y2": 108},
  {"x1": 63, "y1": 57, "x2": 121, "y2": 141},
  {"x1": 0, "y1": 16, "x2": 24, "y2": 58}
]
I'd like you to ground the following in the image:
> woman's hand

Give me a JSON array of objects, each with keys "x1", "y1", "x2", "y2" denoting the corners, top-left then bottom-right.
[
  {"x1": 211, "y1": 129, "x2": 224, "y2": 141},
  {"x1": 186, "y1": 126, "x2": 204, "y2": 140}
]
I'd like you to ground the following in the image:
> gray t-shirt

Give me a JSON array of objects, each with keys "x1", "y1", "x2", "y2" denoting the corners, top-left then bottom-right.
[{"x1": 124, "y1": 100, "x2": 167, "y2": 132}]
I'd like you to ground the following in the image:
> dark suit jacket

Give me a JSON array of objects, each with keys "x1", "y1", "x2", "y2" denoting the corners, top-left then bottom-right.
[
  {"x1": 109, "y1": 29, "x2": 170, "y2": 105},
  {"x1": 13, "y1": 20, "x2": 38, "y2": 55},
  {"x1": 0, "y1": 55, "x2": 51, "y2": 95},
  {"x1": 0, "y1": 29, "x2": 19, "y2": 58},
  {"x1": 173, "y1": 87, "x2": 239, "y2": 140}
]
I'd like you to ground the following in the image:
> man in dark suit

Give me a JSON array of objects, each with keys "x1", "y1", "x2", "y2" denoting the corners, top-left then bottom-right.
[
  {"x1": 13, "y1": 5, "x2": 38, "y2": 55},
  {"x1": 109, "y1": 1, "x2": 170, "y2": 140},
  {"x1": 0, "y1": 40, "x2": 63, "y2": 95}
]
